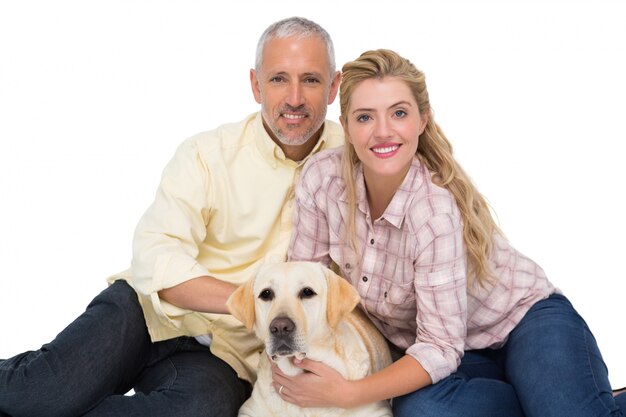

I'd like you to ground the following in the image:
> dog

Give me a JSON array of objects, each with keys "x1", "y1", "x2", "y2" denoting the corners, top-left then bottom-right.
[{"x1": 227, "y1": 261, "x2": 393, "y2": 417}]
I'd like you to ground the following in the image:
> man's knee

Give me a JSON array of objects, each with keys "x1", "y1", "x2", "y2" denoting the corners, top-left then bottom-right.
[
  {"x1": 88, "y1": 280, "x2": 147, "y2": 335},
  {"x1": 91, "y1": 280, "x2": 140, "y2": 312}
]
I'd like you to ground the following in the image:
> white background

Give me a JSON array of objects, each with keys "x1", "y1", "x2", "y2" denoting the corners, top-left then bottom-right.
[{"x1": 1, "y1": 0, "x2": 625, "y2": 388}]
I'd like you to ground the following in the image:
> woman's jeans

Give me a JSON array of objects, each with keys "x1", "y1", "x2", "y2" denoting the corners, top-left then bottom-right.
[
  {"x1": 393, "y1": 294, "x2": 626, "y2": 417},
  {"x1": 0, "y1": 280, "x2": 251, "y2": 417}
]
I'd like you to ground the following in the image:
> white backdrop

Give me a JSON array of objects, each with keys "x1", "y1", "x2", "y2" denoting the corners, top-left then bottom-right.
[{"x1": 1, "y1": 0, "x2": 625, "y2": 388}]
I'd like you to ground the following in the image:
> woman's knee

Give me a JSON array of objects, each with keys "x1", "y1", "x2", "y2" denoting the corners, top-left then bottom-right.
[
  {"x1": 516, "y1": 294, "x2": 585, "y2": 330},
  {"x1": 507, "y1": 294, "x2": 593, "y2": 361}
]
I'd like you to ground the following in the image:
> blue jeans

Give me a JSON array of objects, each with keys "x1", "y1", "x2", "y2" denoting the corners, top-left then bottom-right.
[
  {"x1": 393, "y1": 294, "x2": 626, "y2": 417},
  {"x1": 0, "y1": 281, "x2": 251, "y2": 417}
]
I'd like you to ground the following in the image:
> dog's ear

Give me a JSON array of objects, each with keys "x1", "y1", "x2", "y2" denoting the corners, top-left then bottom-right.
[
  {"x1": 226, "y1": 278, "x2": 256, "y2": 330},
  {"x1": 324, "y1": 266, "x2": 360, "y2": 329}
]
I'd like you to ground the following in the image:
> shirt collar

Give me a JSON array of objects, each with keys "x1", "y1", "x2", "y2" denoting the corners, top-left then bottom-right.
[
  {"x1": 253, "y1": 112, "x2": 328, "y2": 168},
  {"x1": 354, "y1": 157, "x2": 424, "y2": 229}
]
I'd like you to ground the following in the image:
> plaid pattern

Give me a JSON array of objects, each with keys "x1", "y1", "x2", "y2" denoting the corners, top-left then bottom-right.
[{"x1": 288, "y1": 148, "x2": 557, "y2": 383}]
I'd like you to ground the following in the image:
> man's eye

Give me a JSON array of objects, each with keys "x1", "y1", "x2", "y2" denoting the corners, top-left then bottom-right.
[
  {"x1": 269, "y1": 76, "x2": 285, "y2": 83},
  {"x1": 259, "y1": 289, "x2": 274, "y2": 301},
  {"x1": 299, "y1": 287, "x2": 317, "y2": 299},
  {"x1": 304, "y1": 78, "x2": 320, "y2": 84}
]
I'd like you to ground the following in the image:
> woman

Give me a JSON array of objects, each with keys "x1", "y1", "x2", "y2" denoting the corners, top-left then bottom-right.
[{"x1": 275, "y1": 49, "x2": 626, "y2": 416}]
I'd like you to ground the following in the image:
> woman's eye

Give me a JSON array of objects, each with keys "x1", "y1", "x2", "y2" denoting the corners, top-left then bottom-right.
[
  {"x1": 394, "y1": 110, "x2": 407, "y2": 118},
  {"x1": 356, "y1": 114, "x2": 371, "y2": 122}
]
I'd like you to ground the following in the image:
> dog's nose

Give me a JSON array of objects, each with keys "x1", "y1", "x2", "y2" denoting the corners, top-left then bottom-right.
[{"x1": 270, "y1": 317, "x2": 295, "y2": 337}]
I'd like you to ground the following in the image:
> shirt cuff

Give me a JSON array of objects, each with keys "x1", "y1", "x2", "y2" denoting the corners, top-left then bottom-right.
[
  {"x1": 406, "y1": 342, "x2": 461, "y2": 384},
  {"x1": 142, "y1": 253, "x2": 211, "y2": 328}
]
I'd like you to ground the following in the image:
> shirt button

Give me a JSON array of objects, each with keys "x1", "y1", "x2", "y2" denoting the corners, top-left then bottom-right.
[
  {"x1": 345, "y1": 263, "x2": 351, "y2": 269},
  {"x1": 384, "y1": 291, "x2": 388, "y2": 298},
  {"x1": 370, "y1": 238, "x2": 375, "y2": 245},
  {"x1": 362, "y1": 276, "x2": 368, "y2": 282}
]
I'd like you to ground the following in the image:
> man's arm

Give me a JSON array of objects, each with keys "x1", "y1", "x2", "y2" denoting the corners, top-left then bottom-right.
[
  {"x1": 158, "y1": 276, "x2": 238, "y2": 315},
  {"x1": 129, "y1": 137, "x2": 231, "y2": 322}
]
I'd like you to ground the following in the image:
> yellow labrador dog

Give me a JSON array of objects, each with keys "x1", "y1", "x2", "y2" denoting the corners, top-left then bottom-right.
[{"x1": 227, "y1": 261, "x2": 393, "y2": 417}]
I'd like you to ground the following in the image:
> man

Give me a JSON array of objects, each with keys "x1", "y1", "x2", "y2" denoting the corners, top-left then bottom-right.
[{"x1": 0, "y1": 16, "x2": 342, "y2": 417}]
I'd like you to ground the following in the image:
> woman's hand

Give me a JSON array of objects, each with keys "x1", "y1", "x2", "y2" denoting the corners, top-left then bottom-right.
[{"x1": 271, "y1": 358, "x2": 357, "y2": 409}]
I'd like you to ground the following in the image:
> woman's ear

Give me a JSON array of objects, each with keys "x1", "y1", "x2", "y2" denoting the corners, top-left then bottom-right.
[{"x1": 418, "y1": 110, "x2": 430, "y2": 135}]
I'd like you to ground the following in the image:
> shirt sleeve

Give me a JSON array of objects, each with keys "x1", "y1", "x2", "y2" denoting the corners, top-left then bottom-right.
[
  {"x1": 406, "y1": 213, "x2": 467, "y2": 384},
  {"x1": 287, "y1": 161, "x2": 332, "y2": 267},
  {"x1": 128, "y1": 137, "x2": 213, "y2": 328}
]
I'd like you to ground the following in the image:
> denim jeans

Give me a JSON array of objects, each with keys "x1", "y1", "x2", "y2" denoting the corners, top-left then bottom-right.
[
  {"x1": 0, "y1": 280, "x2": 251, "y2": 417},
  {"x1": 393, "y1": 294, "x2": 626, "y2": 417}
]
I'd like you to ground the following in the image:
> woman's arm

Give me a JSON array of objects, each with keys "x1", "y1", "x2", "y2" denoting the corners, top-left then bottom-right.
[
  {"x1": 273, "y1": 208, "x2": 468, "y2": 407},
  {"x1": 272, "y1": 355, "x2": 431, "y2": 409}
]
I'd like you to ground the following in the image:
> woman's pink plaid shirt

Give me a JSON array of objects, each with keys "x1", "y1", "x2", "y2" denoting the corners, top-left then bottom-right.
[{"x1": 288, "y1": 148, "x2": 557, "y2": 383}]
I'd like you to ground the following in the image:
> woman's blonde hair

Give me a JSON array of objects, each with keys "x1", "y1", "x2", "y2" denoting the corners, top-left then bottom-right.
[{"x1": 339, "y1": 49, "x2": 500, "y2": 287}]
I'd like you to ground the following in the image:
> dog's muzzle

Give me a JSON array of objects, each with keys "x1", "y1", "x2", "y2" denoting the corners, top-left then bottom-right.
[{"x1": 269, "y1": 316, "x2": 297, "y2": 357}]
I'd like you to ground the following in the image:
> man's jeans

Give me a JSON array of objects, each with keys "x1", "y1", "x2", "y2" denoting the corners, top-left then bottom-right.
[
  {"x1": 0, "y1": 280, "x2": 251, "y2": 417},
  {"x1": 393, "y1": 294, "x2": 626, "y2": 417}
]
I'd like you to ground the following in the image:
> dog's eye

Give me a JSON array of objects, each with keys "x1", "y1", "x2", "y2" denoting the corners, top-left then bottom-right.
[
  {"x1": 258, "y1": 288, "x2": 274, "y2": 301},
  {"x1": 299, "y1": 287, "x2": 317, "y2": 299}
]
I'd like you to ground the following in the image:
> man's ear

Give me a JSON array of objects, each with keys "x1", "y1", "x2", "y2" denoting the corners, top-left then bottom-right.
[
  {"x1": 324, "y1": 266, "x2": 360, "y2": 329},
  {"x1": 327, "y1": 70, "x2": 342, "y2": 104},
  {"x1": 250, "y1": 69, "x2": 262, "y2": 104},
  {"x1": 226, "y1": 278, "x2": 256, "y2": 330}
]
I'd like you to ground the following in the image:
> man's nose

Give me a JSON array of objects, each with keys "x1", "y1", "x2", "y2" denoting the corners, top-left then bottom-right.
[{"x1": 286, "y1": 83, "x2": 304, "y2": 107}]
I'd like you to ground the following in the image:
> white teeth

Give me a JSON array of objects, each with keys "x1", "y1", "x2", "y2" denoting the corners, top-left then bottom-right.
[
  {"x1": 372, "y1": 145, "x2": 399, "y2": 154},
  {"x1": 283, "y1": 114, "x2": 306, "y2": 119}
]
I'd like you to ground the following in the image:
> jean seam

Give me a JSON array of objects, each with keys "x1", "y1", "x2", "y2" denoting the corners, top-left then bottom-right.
[
  {"x1": 163, "y1": 358, "x2": 178, "y2": 391},
  {"x1": 582, "y1": 321, "x2": 613, "y2": 415},
  {"x1": 160, "y1": 337, "x2": 188, "y2": 392},
  {"x1": 553, "y1": 295, "x2": 613, "y2": 415}
]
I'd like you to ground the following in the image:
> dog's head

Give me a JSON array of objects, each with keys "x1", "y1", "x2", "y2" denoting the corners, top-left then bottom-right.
[{"x1": 226, "y1": 261, "x2": 360, "y2": 361}]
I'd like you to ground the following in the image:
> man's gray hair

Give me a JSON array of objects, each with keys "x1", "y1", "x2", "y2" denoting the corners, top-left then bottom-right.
[{"x1": 255, "y1": 17, "x2": 336, "y2": 76}]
